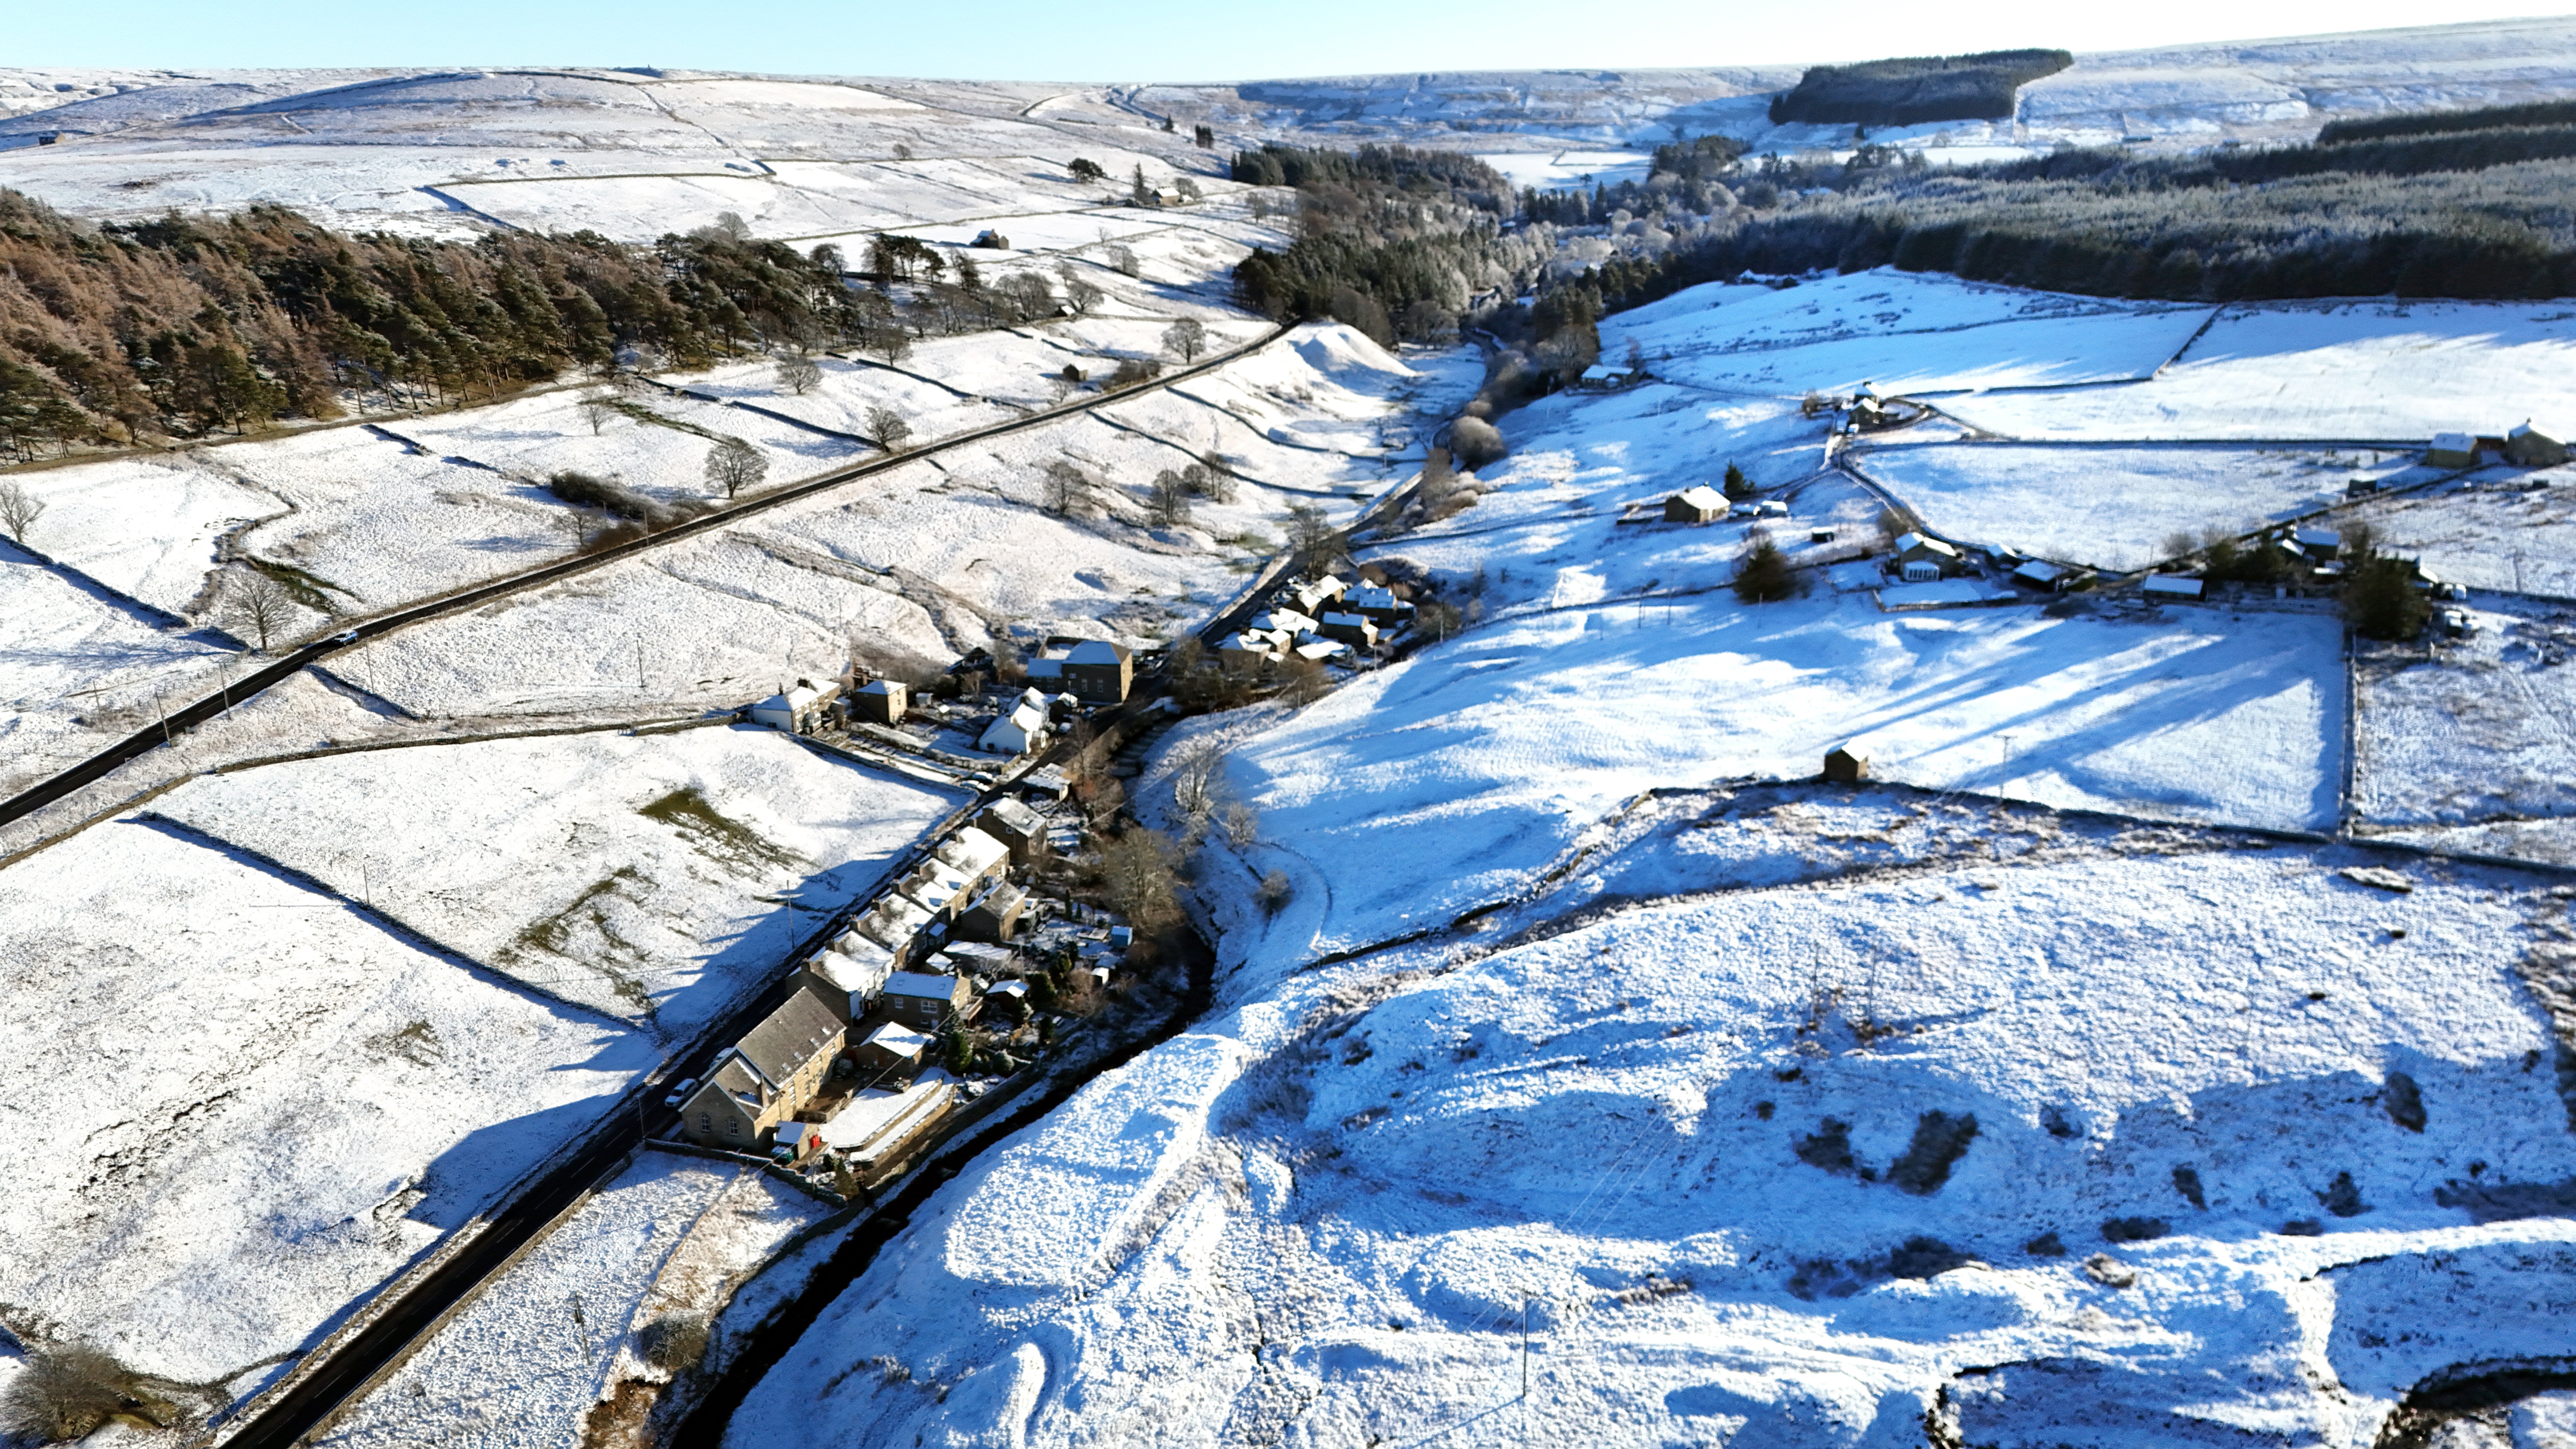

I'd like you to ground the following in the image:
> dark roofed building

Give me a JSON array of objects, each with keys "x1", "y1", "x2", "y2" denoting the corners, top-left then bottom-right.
[
  {"x1": 1063, "y1": 640, "x2": 1133, "y2": 703},
  {"x1": 977, "y1": 796, "x2": 1050, "y2": 864},
  {"x1": 678, "y1": 980, "x2": 847, "y2": 1150}
]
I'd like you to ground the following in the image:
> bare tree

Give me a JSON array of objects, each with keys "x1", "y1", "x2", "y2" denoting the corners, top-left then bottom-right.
[
  {"x1": 778, "y1": 353, "x2": 823, "y2": 395},
  {"x1": 1057, "y1": 266, "x2": 1105, "y2": 316},
  {"x1": 223, "y1": 571, "x2": 298, "y2": 652},
  {"x1": 1176, "y1": 177, "x2": 1203, "y2": 203},
  {"x1": 1162, "y1": 317, "x2": 1208, "y2": 363},
  {"x1": 1171, "y1": 744, "x2": 1225, "y2": 828},
  {"x1": 1106, "y1": 245, "x2": 1139, "y2": 278},
  {"x1": 1043, "y1": 459, "x2": 1093, "y2": 517},
  {"x1": 865, "y1": 406, "x2": 913, "y2": 452},
  {"x1": 705, "y1": 437, "x2": 768, "y2": 500},
  {"x1": 1197, "y1": 450, "x2": 1238, "y2": 503},
  {"x1": 0, "y1": 480, "x2": 44, "y2": 544},
  {"x1": 1222, "y1": 800, "x2": 1259, "y2": 849},
  {"x1": 576, "y1": 393, "x2": 617, "y2": 436},
  {"x1": 1283, "y1": 503, "x2": 1347, "y2": 575},
  {"x1": 1147, "y1": 470, "x2": 1193, "y2": 528}
]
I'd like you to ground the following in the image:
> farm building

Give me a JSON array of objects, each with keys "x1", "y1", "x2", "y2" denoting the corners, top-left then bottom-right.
[
  {"x1": 677, "y1": 979, "x2": 848, "y2": 1150},
  {"x1": 2293, "y1": 528, "x2": 2342, "y2": 560},
  {"x1": 1665, "y1": 486, "x2": 1728, "y2": 524},
  {"x1": 2011, "y1": 558, "x2": 2067, "y2": 590},
  {"x1": 750, "y1": 683, "x2": 826, "y2": 734},
  {"x1": 2427, "y1": 432, "x2": 2478, "y2": 468},
  {"x1": 1344, "y1": 585, "x2": 1414, "y2": 627},
  {"x1": 2507, "y1": 423, "x2": 2570, "y2": 468},
  {"x1": 1063, "y1": 640, "x2": 1133, "y2": 703},
  {"x1": 2143, "y1": 575, "x2": 2206, "y2": 601},
  {"x1": 883, "y1": 972, "x2": 973, "y2": 1031},
  {"x1": 1824, "y1": 745, "x2": 1869, "y2": 784},
  {"x1": 853, "y1": 679, "x2": 908, "y2": 726}
]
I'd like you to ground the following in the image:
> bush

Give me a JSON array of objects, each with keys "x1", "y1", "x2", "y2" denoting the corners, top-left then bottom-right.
[
  {"x1": 1258, "y1": 869, "x2": 1294, "y2": 916},
  {"x1": 2345, "y1": 555, "x2": 2430, "y2": 640},
  {"x1": 1731, "y1": 535, "x2": 1795, "y2": 603},
  {"x1": 548, "y1": 470, "x2": 694, "y2": 528},
  {"x1": 1449, "y1": 416, "x2": 1506, "y2": 469},
  {"x1": 0, "y1": 1344, "x2": 156, "y2": 1442},
  {"x1": 1106, "y1": 357, "x2": 1162, "y2": 389},
  {"x1": 639, "y1": 1314, "x2": 711, "y2": 1371}
]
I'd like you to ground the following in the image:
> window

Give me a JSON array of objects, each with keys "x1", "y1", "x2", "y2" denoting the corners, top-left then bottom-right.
[
  {"x1": 697, "y1": 1113, "x2": 711, "y2": 1134},
  {"x1": 725, "y1": 1117, "x2": 740, "y2": 1137}
]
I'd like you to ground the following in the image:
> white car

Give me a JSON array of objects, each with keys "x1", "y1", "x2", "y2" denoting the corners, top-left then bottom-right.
[{"x1": 662, "y1": 1077, "x2": 697, "y2": 1109}]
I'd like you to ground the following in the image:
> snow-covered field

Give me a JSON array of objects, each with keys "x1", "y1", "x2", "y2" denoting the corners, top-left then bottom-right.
[
  {"x1": 730, "y1": 791, "x2": 2576, "y2": 1449},
  {"x1": 1851, "y1": 443, "x2": 2416, "y2": 571},
  {"x1": 2356, "y1": 599, "x2": 2576, "y2": 832},
  {"x1": 316, "y1": 1150, "x2": 827, "y2": 1449},
  {"x1": 2348, "y1": 472, "x2": 2576, "y2": 596},
  {"x1": 1942, "y1": 302, "x2": 2576, "y2": 444},
  {"x1": 153, "y1": 724, "x2": 965, "y2": 1033},
  {"x1": 0, "y1": 813, "x2": 656, "y2": 1393}
]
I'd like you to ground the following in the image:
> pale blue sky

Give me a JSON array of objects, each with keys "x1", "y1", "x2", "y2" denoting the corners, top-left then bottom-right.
[{"x1": 11, "y1": 0, "x2": 2568, "y2": 79}]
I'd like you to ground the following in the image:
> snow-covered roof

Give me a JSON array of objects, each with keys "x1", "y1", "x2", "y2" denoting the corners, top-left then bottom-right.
[
  {"x1": 1066, "y1": 640, "x2": 1131, "y2": 665},
  {"x1": 1295, "y1": 640, "x2": 1346, "y2": 661},
  {"x1": 2294, "y1": 527, "x2": 2341, "y2": 549},
  {"x1": 856, "y1": 679, "x2": 903, "y2": 697},
  {"x1": 989, "y1": 979, "x2": 1029, "y2": 999},
  {"x1": 1018, "y1": 686, "x2": 1050, "y2": 710},
  {"x1": 2431, "y1": 430, "x2": 2475, "y2": 451},
  {"x1": 2012, "y1": 559, "x2": 2065, "y2": 585},
  {"x1": 936, "y1": 826, "x2": 1010, "y2": 878},
  {"x1": 883, "y1": 971, "x2": 964, "y2": 1001},
  {"x1": 861, "y1": 1022, "x2": 931, "y2": 1053},
  {"x1": 1672, "y1": 484, "x2": 1726, "y2": 511},
  {"x1": 2143, "y1": 575, "x2": 2205, "y2": 598},
  {"x1": 1252, "y1": 610, "x2": 1320, "y2": 635},
  {"x1": 1892, "y1": 532, "x2": 1959, "y2": 559}
]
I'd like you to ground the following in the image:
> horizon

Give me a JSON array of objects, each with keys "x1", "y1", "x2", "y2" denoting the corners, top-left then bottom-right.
[{"x1": 7, "y1": 3, "x2": 2572, "y2": 85}]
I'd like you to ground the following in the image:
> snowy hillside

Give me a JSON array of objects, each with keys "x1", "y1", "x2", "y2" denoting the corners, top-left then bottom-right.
[{"x1": 714, "y1": 254, "x2": 2576, "y2": 1449}]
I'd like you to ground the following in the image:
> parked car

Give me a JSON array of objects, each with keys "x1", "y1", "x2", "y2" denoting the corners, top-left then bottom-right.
[
  {"x1": 662, "y1": 1077, "x2": 697, "y2": 1109},
  {"x1": 2439, "y1": 609, "x2": 2472, "y2": 638}
]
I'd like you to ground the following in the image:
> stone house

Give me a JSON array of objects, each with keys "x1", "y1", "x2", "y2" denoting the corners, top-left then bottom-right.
[{"x1": 677, "y1": 980, "x2": 847, "y2": 1151}]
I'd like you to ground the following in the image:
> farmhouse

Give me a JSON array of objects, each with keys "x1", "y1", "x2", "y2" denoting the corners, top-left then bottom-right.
[
  {"x1": 1063, "y1": 640, "x2": 1134, "y2": 703},
  {"x1": 852, "y1": 679, "x2": 908, "y2": 726},
  {"x1": 883, "y1": 971, "x2": 973, "y2": 1031},
  {"x1": 1664, "y1": 486, "x2": 1728, "y2": 524},
  {"x1": 1890, "y1": 532, "x2": 1960, "y2": 582},
  {"x1": 678, "y1": 979, "x2": 848, "y2": 1150},
  {"x1": 980, "y1": 700, "x2": 1048, "y2": 755},
  {"x1": 750, "y1": 683, "x2": 825, "y2": 734}
]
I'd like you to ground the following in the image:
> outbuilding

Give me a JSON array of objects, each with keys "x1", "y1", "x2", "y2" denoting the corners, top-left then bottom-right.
[
  {"x1": 2143, "y1": 575, "x2": 2205, "y2": 601},
  {"x1": 1318, "y1": 611, "x2": 1378, "y2": 649},
  {"x1": 1824, "y1": 745, "x2": 1869, "y2": 784},
  {"x1": 2507, "y1": 422, "x2": 2570, "y2": 468},
  {"x1": 2427, "y1": 432, "x2": 2479, "y2": 468},
  {"x1": 2293, "y1": 527, "x2": 2341, "y2": 561},
  {"x1": 882, "y1": 971, "x2": 972, "y2": 1031},
  {"x1": 853, "y1": 1022, "x2": 930, "y2": 1077},
  {"x1": 1664, "y1": 486, "x2": 1728, "y2": 524},
  {"x1": 2011, "y1": 558, "x2": 2066, "y2": 590}
]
